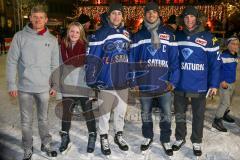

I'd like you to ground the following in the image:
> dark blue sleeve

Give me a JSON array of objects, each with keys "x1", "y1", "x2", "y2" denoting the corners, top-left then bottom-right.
[
  {"x1": 85, "y1": 33, "x2": 103, "y2": 87},
  {"x1": 129, "y1": 34, "x2": 141, "y2": 87},
  {"x1": 168, "y1": 34, "x2": 180, "y2": 87}
]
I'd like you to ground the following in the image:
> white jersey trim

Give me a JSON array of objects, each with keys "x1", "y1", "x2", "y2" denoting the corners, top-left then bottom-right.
[
  {"x1": 178, "y1": 41, "x2": 219, "y2": 52},
  {"x1": 89, "y1": 34, "x2": 131, "y2": 46},
  {"x1": 221, "y1": 57, "x2": 238, "y2": 63},
  {"x1": 130, "y1": 39, "x2": 178, "y2": 48}
]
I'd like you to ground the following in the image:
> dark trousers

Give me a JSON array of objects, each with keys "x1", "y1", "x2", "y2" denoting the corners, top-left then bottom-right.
[
  {"x1": 62, "y1": 97, "x2": 96, "y2": 133},
  {"x1": 174, "y1": 93, "x2": 206, "y2": 143}
]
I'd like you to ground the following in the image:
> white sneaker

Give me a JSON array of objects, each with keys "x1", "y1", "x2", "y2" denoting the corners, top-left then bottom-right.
[
  {"x1": 172, "y1": 139, "x2": 186, "y2": 151},
  {"x1": 162, "y1": 142, "x2": 173, "y2": 156},
  {"x1": 193, "y1": 143, "x2": 202, "y2": 156},
  {"x1": 140, "y1": 138, "x2": 153, "y2": 151}
]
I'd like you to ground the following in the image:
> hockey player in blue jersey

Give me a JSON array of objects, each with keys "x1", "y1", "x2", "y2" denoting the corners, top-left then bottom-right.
[
  {"x1": 86, "y1": 3, "x2": 130, "y2": 156},
  {"x1": 130, "y1": 2, "x2": 180, "y2": 156},
  {"x1": 172, "y1": 6, "x2": 221, "y2": 156},
  {"x1": 212, "y1": 36, "x2": 239, "y2": 132}
]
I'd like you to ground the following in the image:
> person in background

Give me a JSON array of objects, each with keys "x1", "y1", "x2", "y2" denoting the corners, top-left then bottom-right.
[
  {"x1": 0, "y1": 27, "x2": 6, "y2": 55},
  {"x1": 212, "y1": 36, "x2": 239, "y2": 132},
  {"x1": 172, "y1": 6, "x2": 221, "y2": 157},
  {"x1": 166, "y1": 15, "x2": 178, "y2": 32},
  {"x1": 159, "y1": 16, "x2": 164, "y2": 24},
  {"x1": 94, "y1": 12, "x2": 108, "y2": 31},
  {"x1": 7, "y1": 5, "x2": 59, "y2": 160},
  {"x1": 78, "y1": 14, "x2": 91, "y2": 34},
  {"x1": 58, "y1": 22, "x2": 97, "y2": 154}
]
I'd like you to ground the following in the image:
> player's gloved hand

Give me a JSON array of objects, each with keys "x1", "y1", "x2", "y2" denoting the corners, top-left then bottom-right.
[{"x1": 166, "y1": 82, "x2": 175, "y2": 92}]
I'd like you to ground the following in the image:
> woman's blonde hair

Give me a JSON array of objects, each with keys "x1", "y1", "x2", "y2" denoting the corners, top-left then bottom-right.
[{"x1": 63, "y1": 22, "x2": 87, "y2": 48}]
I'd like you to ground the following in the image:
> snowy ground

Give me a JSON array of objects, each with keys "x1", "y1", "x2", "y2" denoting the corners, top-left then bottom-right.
[{"x1": 1, "y1": 54, "x2": 240, "y2": 160}]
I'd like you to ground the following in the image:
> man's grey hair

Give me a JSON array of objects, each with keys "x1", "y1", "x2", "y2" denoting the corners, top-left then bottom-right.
[{"x1": 31, "y1": 4, "x2": 48, "y2": 16}]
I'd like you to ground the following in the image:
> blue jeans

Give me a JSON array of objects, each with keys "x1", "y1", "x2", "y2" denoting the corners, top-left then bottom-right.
[
  {"x1": 140, "y1": 92, "x2": 172, "y2": 143},
  {"x1": 18, "y1": 91, "x2": 52, "y2": 150}
]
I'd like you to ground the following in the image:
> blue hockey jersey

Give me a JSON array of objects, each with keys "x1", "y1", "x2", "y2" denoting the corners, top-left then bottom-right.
[
  {"x1": 86, "y1": 24, "x2": 131, "y2": 90},
  {"x1": 130, "y1": 24, "x2": 180, "y2": 94},
  {"x1": 175, "y1": 30, "x2": 221, "y2": 93},
  {"x1": 220, "y1": 49, "x2": 238, "y2": 83}
]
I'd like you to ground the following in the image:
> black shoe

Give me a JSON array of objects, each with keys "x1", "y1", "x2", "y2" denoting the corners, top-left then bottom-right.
[
  {"x1": 161, "y1": 142, "x2": 173, "y2": 156},
  {"x1": 114, "y1": 131, "x2": 129, "y2": 151},
  {"x1": 223, "y1": 110, "x2": 235, "y2": 123},
  {"x1": 140, "y1": 138, "x2": 153, "y2": 151},
  {"x1": 87, "y1": 132, "x2": 97, "y2": 153},
  {"x1": 212, "y1": 118, "x2": 227, "y2": 132},
  {"x1": 193, "y1": 143, "x2": 202, "y2": 156},
  {"x1": 100, "y1": 134, "x2": 111, "y2": 155},
  {"x1": 59, "y1": 131, "x2": 71, "y2": 154},
  {"x1": 23, "y1": 147, "x2": 33, "y2": 160},
  {"x1": 172, "y1": 139, "x2": 186, "y2": 151},
  {"x1": 41, "y1": 143, "x2": 57, "y2": 157}
]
